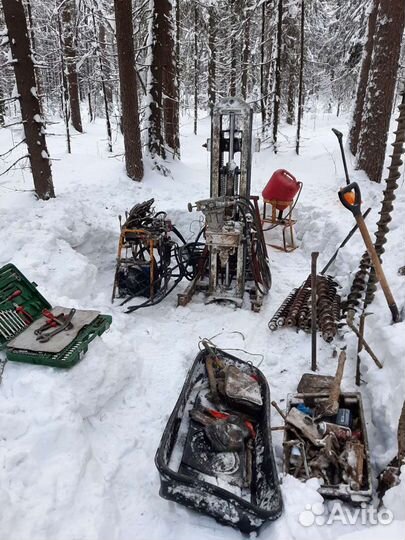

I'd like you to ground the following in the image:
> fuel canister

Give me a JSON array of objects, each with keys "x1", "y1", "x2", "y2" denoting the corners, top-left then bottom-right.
[{"x1": 262, "y1": 169, "x2": 301, "y2": 211}]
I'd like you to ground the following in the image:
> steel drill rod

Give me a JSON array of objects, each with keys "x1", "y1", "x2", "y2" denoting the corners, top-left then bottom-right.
[
  {"x1": 311, "y1": 252, "x2": 319, "y2": 371},
  {"x1": 320, "y1": 207, "x2": 371, "y2": 275},
  {"x1": 355, "y1": 312, "x2": 366, "y2": 386}
]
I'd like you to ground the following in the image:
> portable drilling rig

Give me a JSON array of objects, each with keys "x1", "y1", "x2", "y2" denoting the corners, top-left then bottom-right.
[{"x1": 178, "y1": 97, "x2": 271, "y2": 311}]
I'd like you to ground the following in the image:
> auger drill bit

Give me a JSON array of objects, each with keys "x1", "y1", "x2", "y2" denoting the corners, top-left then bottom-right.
[
  {"x1": 317, "y1": 276, "x2": 338, "y2": 343},
  {"x1": 268, "y1": 288, "x2": 298, "y2": 330},
  {"x1": 364, "y1": 91, "x2": 405, "y2": 308},
  {"x1": 343, "y1": 252, "x2": 371, "y2": 314}
]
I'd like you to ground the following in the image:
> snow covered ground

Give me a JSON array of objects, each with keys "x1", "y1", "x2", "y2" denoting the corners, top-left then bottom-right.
[{"x1": 0, "y1": 107, "x2": 404, "y2": 540}]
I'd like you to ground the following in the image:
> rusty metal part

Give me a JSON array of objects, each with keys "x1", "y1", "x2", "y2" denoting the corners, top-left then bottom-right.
[
  {"x1": 285, "y1": 277, "x2": 311, "y2": 327},
  {"x1": 268, "y1": 274, "x2": 341, "y2": 342},
  {"x1": 355, "y1": 312, "x2": 367, "y2": 386},
  {"x1": 311, "y1": 252, "x2": 319, "y2": 371},
  {"x1": 343, "y1": 252, "x2": 371, "y2": 314},
  {"x1": 268, "y1": 287, "x2": 298, "y2": 330},
  {"x1": 340, "y1": 439, "x2": 365, "y2": 490},
  {"x1": 317, "y1": 276, "x2": 338, "y2": 343}
]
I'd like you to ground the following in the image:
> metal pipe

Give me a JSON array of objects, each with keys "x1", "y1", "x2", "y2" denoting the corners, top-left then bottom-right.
[{"x1": 311, "y1": 252, "x2": 319, "y2": 371}]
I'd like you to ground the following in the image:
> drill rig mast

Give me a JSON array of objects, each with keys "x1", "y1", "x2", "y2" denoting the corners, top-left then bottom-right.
[{"x1": 179, "y1": 97, "x2": 271, "y2": 311}]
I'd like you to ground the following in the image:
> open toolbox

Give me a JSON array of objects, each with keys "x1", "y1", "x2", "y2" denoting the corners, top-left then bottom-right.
[{"x1": 0, "y1": 263, "x2": 112, "y2": 368}]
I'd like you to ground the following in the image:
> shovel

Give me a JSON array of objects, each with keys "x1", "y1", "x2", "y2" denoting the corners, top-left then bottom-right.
[{"x1": 338, "y1": 182, "x2": 400, "y2": 323}]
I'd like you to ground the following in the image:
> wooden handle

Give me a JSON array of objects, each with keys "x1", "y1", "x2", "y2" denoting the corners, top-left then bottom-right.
[
  {"x1": 329, "y1": 350, "x2": 346, "y2": 404},
  {"x1": 356, "y1": 216, "x2": 400, "y2": 321}
]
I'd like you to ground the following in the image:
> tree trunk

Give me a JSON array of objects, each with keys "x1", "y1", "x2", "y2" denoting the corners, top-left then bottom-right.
[
  {"x1": 285, "y1": 11, "x2": 298, "y2": 125},
  {"x1": 349, "y1": 0, "x2": 379, "y2": 156},
  {"x1": 91, "y1": 7, "x2": 112, "y2": 152},
  {"x1": 241, "y1": 3, "x2": 251, "y2": 100},
  {"x1": 61, "y1": 0, "x2": 83, "y2": 133},
  {"x1": 162, "y1": 0, "x2": 180, "y2": 158},
  {"x1": 260, "y1": 1, "x2": 267, "y2": 133},
  {"x1": 0, "y1": 83, "x2": 4, "y2": 126},
  {"x1": 208, "y1": 5, "x2": 216, "y2": 108},
  {"x1": 229, "y1": 0, "x2": 237, "y2": 97},
  {"x1": 25, "y1": 0, "x2": 43, "y2": 112},
  {"x1": 193, "y1": 2, "x2": 198, "y2": 135},
  {"x1": 58, "y1": 12, "x2": 71, "y2": 153},
  {"x1": 114, "y1": 0, "x2": 144, "y2": 180},
  {"x1": 272, "y1": 0, "x2": 283, "y2": 152},
  {"x1": 296, "y1": 0, "x2": 305, "y2": 155},
  {"x1": 2, "y1": 0, "x2": 55, "y2": 199},
  {"x1": 357, "y1": 0, "x2": 405, "y2": 183},
  {"x1": 99, "y1": 22, "x2": 113, "y2": 105},
  {"x1": 147, "y1": 0, "x2": 166, "y2": 159}
]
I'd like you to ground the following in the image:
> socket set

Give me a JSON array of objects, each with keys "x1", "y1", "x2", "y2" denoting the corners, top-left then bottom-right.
[{"x1": 0, "y1": 263, "x2": 112, "y2": 368}]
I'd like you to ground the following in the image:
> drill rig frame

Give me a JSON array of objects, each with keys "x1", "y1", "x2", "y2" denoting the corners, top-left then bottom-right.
[{"x1": 178, "y1": 97, "x2": 271, "y2": 311}]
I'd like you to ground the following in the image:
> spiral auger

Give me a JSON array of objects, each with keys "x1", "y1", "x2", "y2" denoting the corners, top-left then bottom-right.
[
  {"x1": 346, "y1": 91, "x2": 405, "y2": 311},
  {"x1": 364, "y1": 91, "x2": 405, "y2": 306}
]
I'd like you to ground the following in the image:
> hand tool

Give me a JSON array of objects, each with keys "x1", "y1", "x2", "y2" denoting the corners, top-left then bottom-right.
[
  {"x1": 332, "y1": 128, "x2": 350, "y2": 185},
  {"x1": 339, "y1": 182, "x2": 400, "y2": 323},
  {"x1": 311, "y1": 252, "x2": 319, "y2": 371},
  {"x1": 13, "y1": 304, "x2": 32, "y2": 324},
  {"x1": 36, "y1": 308, "x2": 76, "y2": 343},
  {"x1": 0, "y1": 289, "x2": 22, "y2": 305},
  {"x1": 5, "y1": 311, "x2": 25, "y2": 332},
  {"x1": 0, "y1": 319, "x2": 13, "y2": 339},
  {"x1": 0, "y1": 313, "x2": 18, "y2": 335},
  {"x1": 42, "y1": 309, "x2": 64, "y2": 325},
  {"x1": 34, "y1": 309, "x2": 64, "y2": 335},
  {"x1": 6, "y1": 310, "x2": 26, "y2": 329}
]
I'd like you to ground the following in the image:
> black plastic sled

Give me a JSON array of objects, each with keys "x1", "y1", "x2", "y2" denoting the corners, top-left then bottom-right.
[{"x1": 155, "y1": 347, "x2": 283, "y2": 533}]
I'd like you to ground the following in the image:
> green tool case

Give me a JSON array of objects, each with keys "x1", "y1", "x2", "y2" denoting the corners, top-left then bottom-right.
[{"x1": 0, "y1": 263, "x2": 112, "y2": 368}]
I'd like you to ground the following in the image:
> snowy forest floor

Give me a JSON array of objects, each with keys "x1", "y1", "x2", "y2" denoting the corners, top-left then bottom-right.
[{"x1": 0, "y1": 108, "x2": 404, "y2": 540}]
